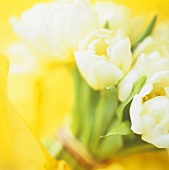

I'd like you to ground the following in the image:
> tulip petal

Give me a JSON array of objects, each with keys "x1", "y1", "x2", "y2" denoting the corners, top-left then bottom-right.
[
  {"x1": 130, "y1": 94, "x2": 143, "y2": 134},
  {"x1": 65, "y1": 1, "x2": 99, "y2": 51},
  {"x1": 75, "y1": 51, "x2": 123, "y2": 90},
  {"x1": 118, "y1": 69, "x2": 139, "y2": 102},
  {"x1": 109, "y1": 38, "x2": 132, "y2": 73}
]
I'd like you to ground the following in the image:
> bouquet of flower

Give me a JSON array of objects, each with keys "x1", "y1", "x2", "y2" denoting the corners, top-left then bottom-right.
[{"x1": 1, "y1": 0, "x2": 169, "y2": 170}]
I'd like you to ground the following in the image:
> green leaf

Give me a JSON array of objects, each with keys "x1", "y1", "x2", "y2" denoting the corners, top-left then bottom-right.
[
  {"x1": 131, "y1": 15, "x2": 157, "y2": 51},
  {"x1": 100, "y1": 121, "x2": 131, "y2": 138},
  {"x1": 117, "y1": 76, "x2": 147, "y2": 121},
  {"x1": 122, "y1": 76, "x2": 146, "y2": 107},
  {"x1": 104, "y1": 21, "x2": 109, "y2": 29}
]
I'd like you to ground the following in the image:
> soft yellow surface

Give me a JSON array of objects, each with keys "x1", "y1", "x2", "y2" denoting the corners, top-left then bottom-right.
[
  {"x1": 8, "y1": 64, "x2": 74, "y2": 138},
  {"x1": 0, "y1": 54, "x2": 70, "y2": 170},
  {"x1": 98, "y1": 151, "x2": 169, "y2": 170},
  {"x1": 119, "y1": 151, "x2": 169, "y2": 170}
]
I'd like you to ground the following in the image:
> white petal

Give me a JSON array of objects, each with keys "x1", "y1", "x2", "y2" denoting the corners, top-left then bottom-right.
[
  {"x1": 151, "y1": 135, "x2": 169, "y2": 148},
  {"x1": 142, "y1": 96, "x2": 169, "y2": 125},
  {"x1": 10, "y1": 3, "x2": 53, "y2": 42},
  {"x1": 149, "y1": 71, "x2": 169, "y2": 87},
  {"x1": 109, "y1": 38, "x2": 132, "y2": 73},
  {"x1": 130, "y1": 94, "x2": 143, "y2": 134},
  {"x1": 75, "y1": 51, "x2": 123, "y2": 90},
  {"x1": 142, "y1": 124, "x2": 169, "y2": 148},
  {"x1": 75, "y1": 51, "x2": 98, "y2": 88},
  {"x1": 139, "y1": 83, "x2": 153, "y2": 98},
  {"x1": 141, "y1": 115, "x2": 156, "y2": 134},
  {"x1": 42, "y1": 5, "x2": 72, "y2": 61},
  {"x1": 118, "y1": 69, "x2": 139, "y2": 102},
  {"x1": 155, "y1": 58, "x2": 169, "y2": 72},
  {"x1": 65, "y1": 1, "x2": 99, "y2": 50},
  {"x1": 92, "y1": 60, "x2": 123, "y2": 89}
]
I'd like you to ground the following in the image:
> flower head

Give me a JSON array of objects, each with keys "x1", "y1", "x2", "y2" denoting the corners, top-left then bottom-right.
[
  {"x1": 75, "y1": 29, "x2": 132, "y2": 90},
  {"x1": 118, "y1": 37, "x2": 169, "y2": 102},
  {"x1": 130, "y1": 71, "x2": 169, "y2": 148},
  {"x1": 94, "y1": 2, "x2": 131, "y2": 33},
  {"x1": 94, "y1": 1, "x2": 144, "y2": 42},
  {"x1": 10, "y1": 0, "x2": 99, "y2": 63}
]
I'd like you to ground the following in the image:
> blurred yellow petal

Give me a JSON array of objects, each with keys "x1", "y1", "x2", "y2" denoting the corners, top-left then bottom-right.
[
  {"x1": 8, "y1": 65, "x2": 74, "y2": 139},
  {"x1": 7, "y1": 43, "x2": 74, "y2": 139},
  {"x1": 0, "y1": 53, "x2": 70, "y2": 170},
  {"x1": 33, "y1": 65, "x2": 74, "y2": 138},
  {"x1": 99, "y1": 151, "x2": 169, "y2": 170},
  {"x1": 119, "y1": 151, "x2": 169, "y2": 170}
]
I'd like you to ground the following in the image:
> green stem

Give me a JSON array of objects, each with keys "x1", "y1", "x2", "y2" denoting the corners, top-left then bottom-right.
[{"x1": 131, "y1": 15, "x2": 157, "y2": 51}]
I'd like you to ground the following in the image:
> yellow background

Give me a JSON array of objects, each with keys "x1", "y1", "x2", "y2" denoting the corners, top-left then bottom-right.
[{"x1": 0, "y1": 0, "x2": 169, "y2": 169}]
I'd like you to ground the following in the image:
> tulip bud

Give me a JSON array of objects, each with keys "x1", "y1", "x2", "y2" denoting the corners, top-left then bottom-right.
[{"x1": 75, "y1": 29, "x2": 132, "y2": 90}]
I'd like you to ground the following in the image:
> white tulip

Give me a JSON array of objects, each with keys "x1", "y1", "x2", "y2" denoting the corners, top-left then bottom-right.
[
  {"x1": 75, "y1": 29, "x2": 132, "y2": 90},
  {"x1": 130, "y1": 72, "x2": 169, "y2": 148},
  {"x1": 10, "y1": 0, "x2": 99, "y2": 63},
  {"x1": 94, "y1": 2, "x2": 130, "y2": 33},
  {"x1": 118, "y1": 37, "x2": 169, "y2": 102},
  {"x1": 134, "y1": 37, "x2": 169, "y2": 60},
  {"x1": 93, "y1": 1, "x2": 144, "y2": 42}
]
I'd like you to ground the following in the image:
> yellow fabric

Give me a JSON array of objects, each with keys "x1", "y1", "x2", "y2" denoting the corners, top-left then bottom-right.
[{"x1": 0, "y1": 53, "x2": 71, "y2": 170}]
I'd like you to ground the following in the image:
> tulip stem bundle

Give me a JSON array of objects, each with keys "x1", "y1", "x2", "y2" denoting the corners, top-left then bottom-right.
[
  {"x1": 54, "y1": 68, "x2": 156, "y2": 170},
  {"x1": 51, "y1": 13, "x2": 167, "y2": 170}
]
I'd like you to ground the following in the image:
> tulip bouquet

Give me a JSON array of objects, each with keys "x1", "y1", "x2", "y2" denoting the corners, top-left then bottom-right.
[{"x1": 2, "y1": 0, "x2": 169, "y2": 170}]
